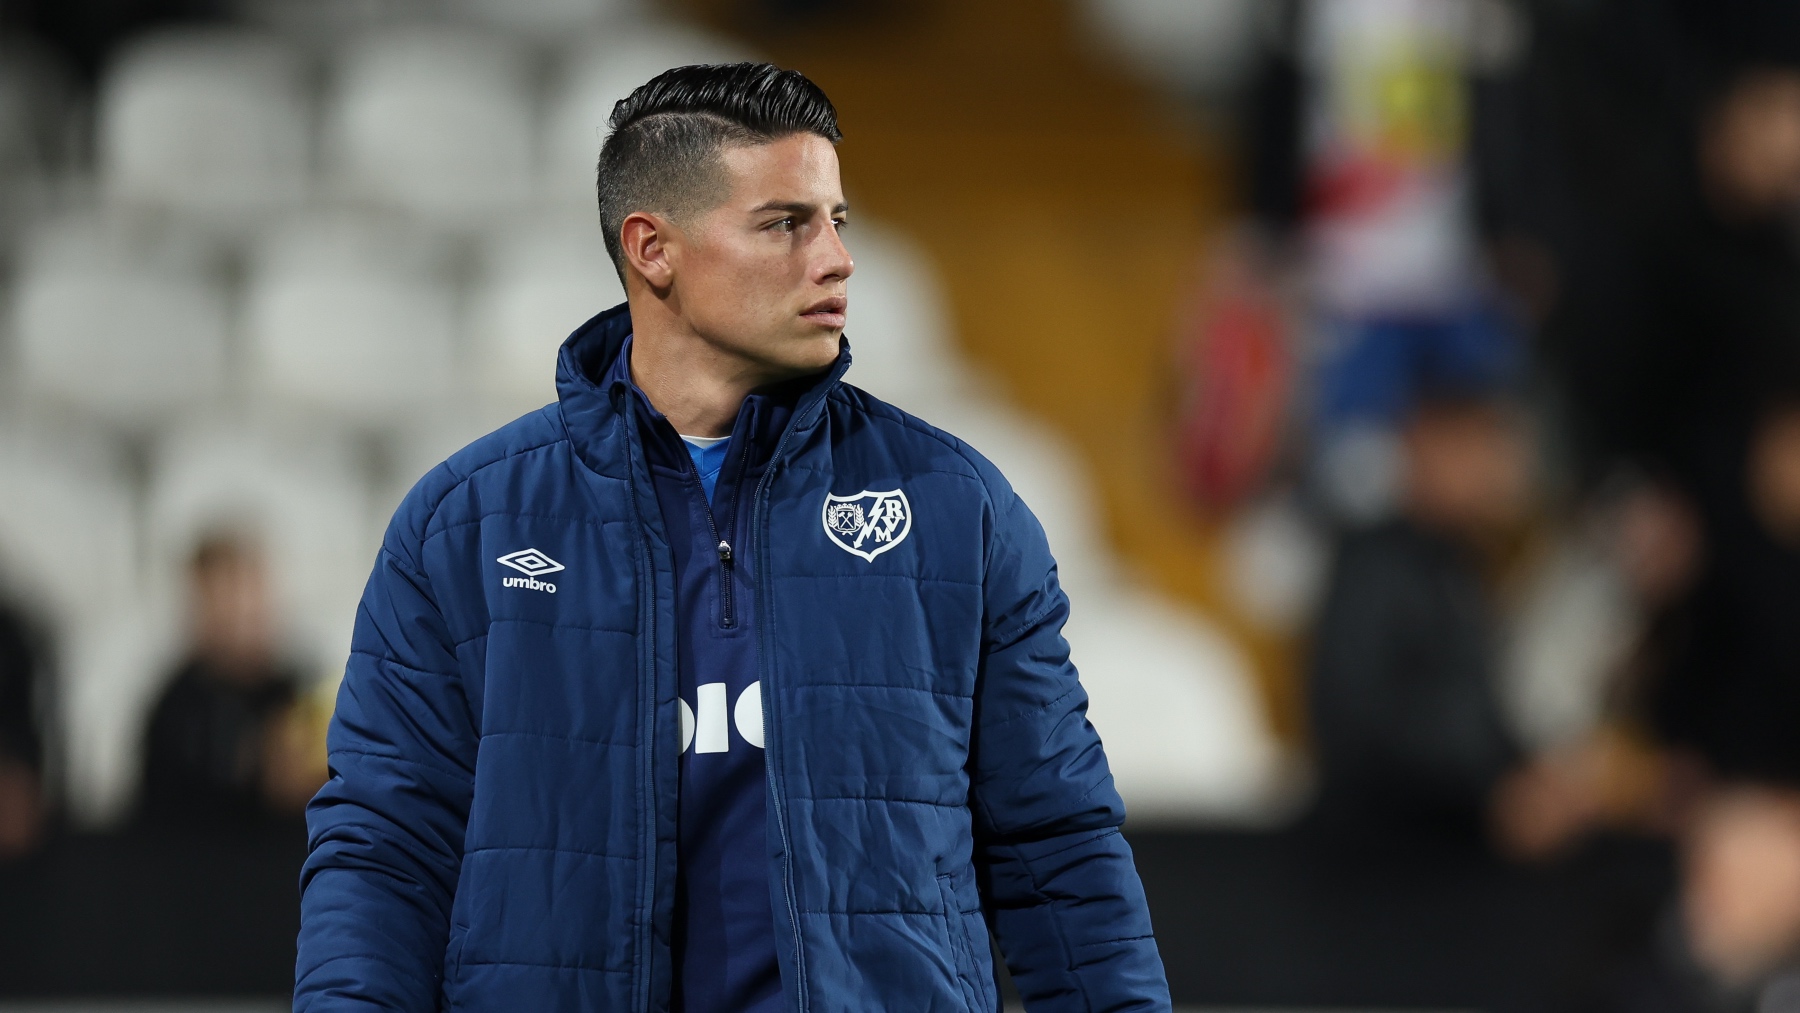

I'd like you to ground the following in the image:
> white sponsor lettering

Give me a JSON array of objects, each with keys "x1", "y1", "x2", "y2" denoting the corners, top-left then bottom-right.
[{"x1": 679, "y1": 681, "x2": 764, "y2": 755}]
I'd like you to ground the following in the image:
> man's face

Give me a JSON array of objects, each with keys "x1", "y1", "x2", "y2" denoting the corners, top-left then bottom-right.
[
  {"x1": 1704, "y1": 69, "x2": 1800, "y2": 216},
  {"x1": 665, "y1": 133, "x2": 852, "y2": 381},
  {"x1": 1403, "y1": 402, "x2": 1531, "y2": 536}
]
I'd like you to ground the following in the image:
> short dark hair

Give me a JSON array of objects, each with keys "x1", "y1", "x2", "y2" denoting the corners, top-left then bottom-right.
[
  {"x1": 189, "y1": 528, "x2": 259, "y2": 577},
  {"x1": 596, "y1": 62, "x2": 842, "y2": 279}
]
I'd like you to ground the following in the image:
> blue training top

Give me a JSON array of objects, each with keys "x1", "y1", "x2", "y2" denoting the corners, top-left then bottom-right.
[
  {"x1": 617, "y1": 338, "x2": 784, "y2": 1013},
  {"x1": 681, "y1": 436, "x2": 731, "y2": 504}
]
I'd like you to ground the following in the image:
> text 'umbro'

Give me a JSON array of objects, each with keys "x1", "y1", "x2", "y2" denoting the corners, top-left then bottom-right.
[{"x1": 497, "y1": 548, "x2": 565, "y2": 593}]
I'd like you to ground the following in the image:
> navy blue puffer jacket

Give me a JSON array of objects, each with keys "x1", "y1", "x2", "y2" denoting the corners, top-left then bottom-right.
[{"x1": 294, "y1": 304, "x2": 1170, "y2": 1012}]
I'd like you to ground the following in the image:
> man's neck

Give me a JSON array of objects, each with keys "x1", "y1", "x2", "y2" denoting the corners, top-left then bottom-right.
[
  {"x1": 621, "y1": 298, "x2": 760, "y2": 437},
  {"x1": 625, "y1": 292, "x2": 818, "y2": 439},
  {"x1": 627, "y1": 337, "x2": 753, "y2": 439}
]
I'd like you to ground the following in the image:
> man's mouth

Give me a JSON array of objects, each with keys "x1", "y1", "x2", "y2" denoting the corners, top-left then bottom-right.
[{"x1": 800, "y1": 296, "x2": 847, "y2": 329}]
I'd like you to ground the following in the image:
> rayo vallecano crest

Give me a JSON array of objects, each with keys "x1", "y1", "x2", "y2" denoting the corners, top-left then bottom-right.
[{"x1": 821, "y1": 488, "x2": 913, "y2": 562}]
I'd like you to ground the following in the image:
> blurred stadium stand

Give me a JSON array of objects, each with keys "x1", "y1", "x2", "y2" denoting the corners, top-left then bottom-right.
[{"x1": 20, "y1": 0, "x2": 1723, "y2": 1005}]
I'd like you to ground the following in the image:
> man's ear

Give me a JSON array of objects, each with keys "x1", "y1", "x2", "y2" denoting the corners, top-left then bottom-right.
[{"x1": 620, "y1": 211, "x2": 677, "y2": 291}]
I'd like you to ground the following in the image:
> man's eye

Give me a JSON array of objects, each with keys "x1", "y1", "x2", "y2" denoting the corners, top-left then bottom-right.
[
  {"x1": 772, "y1": 217, "x2": 796, "y2": 232},
  {"x1": 833, "y1": 218, "x2": 849, "y2": 231}
]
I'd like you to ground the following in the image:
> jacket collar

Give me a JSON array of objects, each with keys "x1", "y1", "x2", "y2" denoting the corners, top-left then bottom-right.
[{"x1": 554, "y1": 301, "x2": 852, "y2": 476}]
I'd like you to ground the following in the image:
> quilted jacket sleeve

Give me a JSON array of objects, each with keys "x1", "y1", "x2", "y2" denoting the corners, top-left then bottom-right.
[
  {"x1": 295, "y1": 523, "x2": 479, "y2": 1012},
  {"x1": 967, "y1": 459, "x2": 1172, "y2": 1013}
]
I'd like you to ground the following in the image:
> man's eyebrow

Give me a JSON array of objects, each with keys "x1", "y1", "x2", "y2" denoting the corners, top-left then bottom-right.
[{"x1": 751, "y1": 200, "x2": 851, "y2": 216}]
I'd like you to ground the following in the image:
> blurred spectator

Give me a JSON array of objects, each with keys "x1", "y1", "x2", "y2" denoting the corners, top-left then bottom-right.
[
  {"x1": 138, "y1": 531, "x2": 323, "y2": 829},
  {"x1": 0, "y1": 597, "x2": 47, "y2": 859},
  {"x1": 1650, "y1": 401, "x2": 1800, "y2": 789},
  {"x1": 1540, "y1": 46, "x2": 1800, "y2": 496},
  {"x1": 1681, "y1": 786, "x2": 1800, "y2": 997},
  {"x1": 1487, "y1": 474, "x2": 1702, "y2": 861},
  {"x1": 1307, "y1": 393, "x2": 1529, "y2": 844}
]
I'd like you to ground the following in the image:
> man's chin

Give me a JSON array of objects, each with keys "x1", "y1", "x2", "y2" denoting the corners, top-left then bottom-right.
[
  {"x1": 750, "y1": 332, "x2": 841, "y2": 384},
  {"x1": 792, "y1": 329, "x2": 844, "y2": 365}
]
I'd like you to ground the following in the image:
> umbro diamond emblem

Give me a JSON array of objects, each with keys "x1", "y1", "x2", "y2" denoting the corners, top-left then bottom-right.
[
  {"x1": 497, "y1": 548, "x2": 564, "y2": 593},
  {"x1": 821, "y1": 489, "x2": 912, "y2": 561}
]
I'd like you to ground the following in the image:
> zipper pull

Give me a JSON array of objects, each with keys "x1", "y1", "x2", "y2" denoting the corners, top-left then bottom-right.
[{"x1": 717, "y1": 540, "x2": 733, "y2": 566}]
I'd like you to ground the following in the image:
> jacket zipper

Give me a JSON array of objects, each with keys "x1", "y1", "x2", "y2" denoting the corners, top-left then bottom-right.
[
  {"x1": 616, "y1": 393, "x2": 660, "y2": 1013},
  {"x1": 683, "y1": 444, "x2": 736, "y2": 630},
  {"x1": 753, "y1": 396, "x2": 828, "y2": 1013}
]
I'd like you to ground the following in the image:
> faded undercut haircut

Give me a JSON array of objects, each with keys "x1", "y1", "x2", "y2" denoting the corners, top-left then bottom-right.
[{"x1": 596, "y1": 62, "x2": 842, "y2": 281}]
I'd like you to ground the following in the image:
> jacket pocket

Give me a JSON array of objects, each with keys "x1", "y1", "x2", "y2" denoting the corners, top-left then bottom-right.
[{"x1": 937, "y1": 873, "x2": 996, "y2": 1013}]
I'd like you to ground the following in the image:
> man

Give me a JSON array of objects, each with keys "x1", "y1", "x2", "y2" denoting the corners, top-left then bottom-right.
[
  {"x1": 1308, "y1": 393, "x2": 1527, "y2": 846},
  {"x1": 140, "y1": 532, "x2": 323, "y2": 830},
  {"x1": 295, "y1": 63, "x2": 1169, "y2": 1012}
]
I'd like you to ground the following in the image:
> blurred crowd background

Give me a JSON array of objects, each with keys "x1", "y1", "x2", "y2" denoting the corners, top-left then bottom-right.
[{"x1": 3, "y1": 0, "x2": 1800, "y2": 1009}]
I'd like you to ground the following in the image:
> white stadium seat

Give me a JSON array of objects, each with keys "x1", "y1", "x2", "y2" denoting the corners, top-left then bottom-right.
[
  {"x1": 11, "y1": 212, "x2": 229, "y2": 424},
  {"x1": 470, "y1": 215, "x2": 624, "y2": 411},
  {"x1": 324, "y1": 26, "x2": 534, "y2": 221},
  {"x1": 542, "y1": 24, "x2": 754, "y2": 203},
  {"x1": 96, "y1": 28, "x2": 309, "y2": 215},
  {"x1": 243, "y1": 213, "x2": 457, "y2": 422}
]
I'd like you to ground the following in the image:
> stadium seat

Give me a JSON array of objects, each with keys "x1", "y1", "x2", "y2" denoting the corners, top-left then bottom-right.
[
  {"x1": 470, "y1": 215, "x2": 624, "y2": 411},
  {"x1": 243, "y1": 213, "x2": 457, "y2": 423},
  {"x1": 10, "y1": 212, "x2": 229, "y2": 425},
  {"x1": 542, "y1": 24, "x2": 754, "y2": 202},
  {"x1": 324, "y1": 26, "x2": 534, "y2": 222},
  {"x1": 96, "y1": 28, "x2": 309, "y2": 216},
  {"x1": 146, "y1": 419, "x2": 375, "y2": 680}
]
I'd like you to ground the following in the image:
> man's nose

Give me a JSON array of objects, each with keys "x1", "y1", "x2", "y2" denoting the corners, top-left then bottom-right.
[{"x1": 814, "y1": 226, "x2": 854, "y2": 283}]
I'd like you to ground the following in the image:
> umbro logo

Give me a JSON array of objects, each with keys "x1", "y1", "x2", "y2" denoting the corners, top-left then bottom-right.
[{"x1": 497, "y1": 548, "x2": 563, "y2": 593}]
